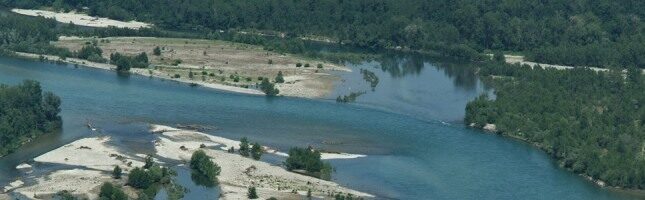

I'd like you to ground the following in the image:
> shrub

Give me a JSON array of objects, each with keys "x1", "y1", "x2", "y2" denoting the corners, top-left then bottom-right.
[
  {"x1": 296, "y1": 63, "x2": 302, "y2": 67},
  {"x1": 251, "y1": 142, "x2": 263, "y2": 160},
  {"x1": 317, "y1": 64, "x2": 323, "y2": 69},
  {"x1": 248, "y1": 187, "x2": 258, "y2": 199},
  {"x1": 259, "y1": 79, "x2": 280, "y2": 96},
  {"x1": 304, "y1": 63, "x2": 311, "y2": 68},
  {"x1": 153, "y1": 46, "x2": 161, "y2": 56},
  {"x1": 113, "y1": 166, "x2": 122, "y2": 179},
  {"x1": 239, "y1": 137, "x2": 250, "y2": 157},
  {"x1": 275, "y1": 71, "x2": 285, "y2": 83}
]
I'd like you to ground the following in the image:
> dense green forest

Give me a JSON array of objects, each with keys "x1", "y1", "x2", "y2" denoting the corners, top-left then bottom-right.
[
  {"x1": 3, "y1": 0, "x2": 643, "y2": 68},
  {"x1": 0, "y1": 80, "x2": 62, "y2": 156},
  {"x1": 465, "y1": 62, "x2": 645, "y2": 189}
]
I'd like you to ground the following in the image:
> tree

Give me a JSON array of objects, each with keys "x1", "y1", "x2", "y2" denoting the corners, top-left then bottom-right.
[
  {"x1": 259, "y1": 79, "x2": 280, "y2": 96},
  {"x1": 153, "y1": 46, "x2": 161, "y2": 56},
  {"x1": 239, "y1": 137, "x2": 250, "y2": 157},
  {"x1": 493, "y1": 52, "x2": 505, "y2": 63},
  {"x1": 113, "y1": 166, "x2": 122, "y2": 179},
  {"x1": 99, "y1": 182, "x2": 128, "y2": 200},
  {"x1": 251, "y1": 142, "x2": 263, "y2": 160},
  {"x1": 248, "y1": 187, "x2": 258, "y2": 199},
  {"x1": 190, "y1": 150, "x2": 221, "y2": 186},
  {"x1": 275, "y1": 71, "x2": 285, "y2": 83},
  {"x1": 143, "y1": 154, "x2": 154, "y2": 169}
]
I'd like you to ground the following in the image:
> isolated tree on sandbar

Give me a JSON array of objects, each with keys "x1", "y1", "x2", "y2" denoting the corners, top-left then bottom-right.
[
  {"x1": 113, "y1": 165, "x2": 122, "y2": 179},
  {"x1": 239, "y1": 137, "x2": 250, "y2": 157},
  {"x1": 248, "y1": 186, "x2": 258, "y2": 199},
  {"x1": 251, "y1": 142, "x2": 263, "y2": 160}
]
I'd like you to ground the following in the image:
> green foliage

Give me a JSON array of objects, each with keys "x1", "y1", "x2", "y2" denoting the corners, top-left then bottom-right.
[
  {"x1": 153, "y1": 46, "x2": 161, "y2": 56},
  {"x1": 110, "y1": 52, "x2": 149, "y2": 72},
  {"x1": 248, "y1": 187, "x2": 258, "y2": 199},
  {"x1": 190, "y1": 150, "x2": 221, "y2": 187},
  {"x1": 99, "y1": 182, "x2": 128, "y2": 200},
  {"x1": 259, "y1": 79, "x2": 280, "y2": 96},
  {"x1": 316, "y1": 64, "x2": 323, "y2": 69},
  {"x1": 0, "y1": 80, "x2": 62, "y2": 157},
  {"x1": 285, "y1": 147, "x2": 334, "y2": 180},
  {"x1": 493, "y1": 52, "x2": 505, "y2": 63},
  {"x1": 76, "y1": 45, "x2": 107, "y2": 63},
  {"x1": 4, "y1": 0, "x2": 645, "y2": 67},
  {"x1": 275, "y1": 71, "x2": 285, "y2": 83},
  {"x1": 466, "y1": 62, "x2": 645, "y2": 189},
  {"x1": 239, "y1": 137, "x2": 250, "y2": 157},
  {"x1": 143, "y1": 154, "x2": 154, "y2": 169},
  {"x1": 296, "y1": 63, "x2": 302, "y2": 67},
  {"x1": 251, "y1": 142, "x2": 263, "y2": 160},
  {"x1": 113, "y1": 166, "x2": 122, "y2": 179}
]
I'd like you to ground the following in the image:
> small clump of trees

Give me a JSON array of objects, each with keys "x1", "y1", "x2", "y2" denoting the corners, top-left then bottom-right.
[
  {"x1": 285, "y1": 147, "x2": 333, "y2": 180},
  {"x1": 238, "y1": 137, "x2": 264, "y2": 160},
  {"x1": 110, "y1": 52, "x2": 149, "y2": 72},
  {"x1": 189, "y1": 150, "x2": 221, "y2": 187},
  {"x1": 259, "y1": 79, "x2": 280, "y2": 96}
]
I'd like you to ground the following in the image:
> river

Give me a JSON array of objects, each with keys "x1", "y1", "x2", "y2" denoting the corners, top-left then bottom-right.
[{"x1": 0, "y1": 53, "x2": 637, "y2": 199}]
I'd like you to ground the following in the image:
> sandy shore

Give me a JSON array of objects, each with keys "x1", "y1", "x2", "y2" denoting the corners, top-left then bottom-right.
[
  {"x1": 13, "y1": 51, "x2": 265, "y2": 96},
  {"x1": 151, "y1": 125, "x2": 367, "y2": 160},
  {"x1": 151, "y1": 124, "x2": 372, "y2": 199},
  {"x1": 2, "y1": 125, "x2": 370, "y2": 199},
  {"x1": 7, "y1": 136, "x2": 142, "y2": 198},
  {"x1": 12, "y1": 9, "x2": 151, "y2": 29}
]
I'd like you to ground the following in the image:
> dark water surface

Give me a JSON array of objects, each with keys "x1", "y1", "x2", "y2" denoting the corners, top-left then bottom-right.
[{"x1": 0, "y1": 55, "x2": 637, "y2": 199}]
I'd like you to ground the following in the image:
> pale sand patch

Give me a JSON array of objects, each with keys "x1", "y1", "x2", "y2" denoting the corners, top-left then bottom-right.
[
  {"x1": 2, "y1": 180, "x2": 23, "y2": 193},
  {"x1": 11, "y1": 9, "x2": 151, "y2": 29},
  {"x1": 150, "y1": 125, "x2": 366, "y2": 160},
  {"x1": 34, "y1": 137, "x2": 145, "y2": 172},
  {"x1": 13, "y1": 169, "x2": 110, "y2": 199},
  {"x1": 496, "y1": 54, "x2": 643, "y2": 74},
  {"x1": 151, "y1": 125, "x2": 373, "y2": 199}
]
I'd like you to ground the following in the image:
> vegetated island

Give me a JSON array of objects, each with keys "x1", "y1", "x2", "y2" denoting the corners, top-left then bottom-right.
[
  {"x1": 0, "y1": 80, "x2": 61, "y2": 157},
  {"x1": 465, "y1": 59, "x2": 645, "y2": 190},
  {"x1": 2, "y1": 124, "x2": 371, "y2": 200}
]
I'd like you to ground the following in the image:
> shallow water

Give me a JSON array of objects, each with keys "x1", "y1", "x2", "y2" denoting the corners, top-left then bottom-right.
[{"x1": 0, "y1": 55, "x2": 637, "y2": 199}]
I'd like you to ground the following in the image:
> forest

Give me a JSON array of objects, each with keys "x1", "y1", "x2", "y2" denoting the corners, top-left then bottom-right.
[
  {"x1": 2, "y1": 0, "x2": 643, "y2": 68},
  {"x1": 0, "y1": 80, "x2": 62, "y2": 156},
  {"x1": 465, "y1": 62, "x2": 645, "y2": 189}
]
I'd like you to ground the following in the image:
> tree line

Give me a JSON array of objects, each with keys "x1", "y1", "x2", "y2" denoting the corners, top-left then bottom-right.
[
  {"x1": 4, "y1": 0, "x2": 643, "y2": 67},
  {"x1": 466, "y1": 61, "x2": 645, "y2": 189}
]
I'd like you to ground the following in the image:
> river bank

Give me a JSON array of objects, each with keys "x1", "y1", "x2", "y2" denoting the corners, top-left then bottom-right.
[{"x1": 470, "y1": 122, "x2": 645, "y2": 196}]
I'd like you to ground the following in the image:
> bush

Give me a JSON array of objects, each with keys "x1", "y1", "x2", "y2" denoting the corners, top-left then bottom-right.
[
  {"x1": 113, "y1": 166, "x2": 122, "y2": 179},
  {"x1": 275, "y1": 71, "x2": 285, "y2": 83},
  {"x1": 304, "y1": 63, "x2": 311, "y2": 68},
  {"x1": 239, "y1": 137, "x2": 250, "y2": 157},
  {"x1": 251, "y1": 142, "x2": 263, "y2": 160},
  {"x1": 259, "y1": 79, "x2": 280, "y2": 96},
  {"x1": 153, "y1": 46, "x2": 161, "y2": 56},
  {"x1": 296, "y1": 63, "x2": 302, "y2": 67},
  {"x1": 99, "y1": 182, "x2": 128, "y2": 200},
  {"x1": 317, "y1": 64, "x2": 323, "y2": 69},
  {"x1": 248, "y1": 187, "x2": 258, "y2": 199},
  {"x1": 143, "y1": 154, "x2": 154, "y2": 169}
]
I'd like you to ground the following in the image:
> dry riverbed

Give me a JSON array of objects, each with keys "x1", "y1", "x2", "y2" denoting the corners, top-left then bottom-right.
[
  {"x1": 1, "y1": 125, "x2": 371, "y2": 199},
  {"x1": 50, "y1": 36, "x2": 349, "y2": 98}
]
